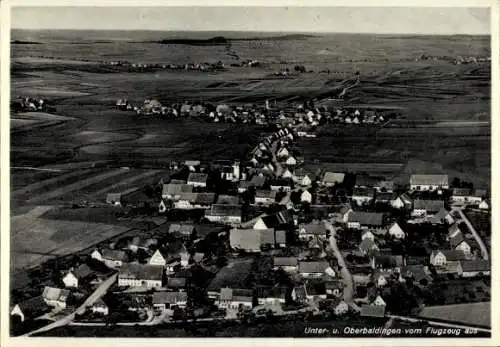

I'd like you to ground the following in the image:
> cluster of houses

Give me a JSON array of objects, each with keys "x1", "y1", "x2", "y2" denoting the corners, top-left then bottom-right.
[{"x1": 108, "y1": 60, "x2": 226, "y2": 72}]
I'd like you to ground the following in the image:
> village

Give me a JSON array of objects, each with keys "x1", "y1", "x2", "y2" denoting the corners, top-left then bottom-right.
[{"x1": 10, "y1": 97, "x2": 491, "y2": 337}]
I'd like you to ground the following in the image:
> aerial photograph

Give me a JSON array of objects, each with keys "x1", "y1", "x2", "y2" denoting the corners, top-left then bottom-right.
[{"x1": 9, "y1": 6, "x2": 491, "y2": 338}]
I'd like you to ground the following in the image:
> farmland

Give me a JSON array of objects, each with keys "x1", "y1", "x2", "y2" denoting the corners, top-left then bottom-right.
[{"x1": 418, "y1": 302, "x2": 491, "y2": 328}]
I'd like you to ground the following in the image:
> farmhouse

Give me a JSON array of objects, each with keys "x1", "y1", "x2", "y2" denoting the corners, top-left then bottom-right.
[
  {"x1": 300, "y1": 190, "x2": 313, "y2": 203},
  {"x1": 399, "y1": 265, "x2": 432, "y2": 285},
  {"x1": 162, "y1": 183, "x2": 193, "y2": 200},
  {"x1": 321, "y1": 172, "x2": 345, "y2": 186},
  {"x1": 410, "y1": 174, "x2": 449, "y2": 191},
  {"x1": 106, "y1": 193, "x2": 122, "y2": 206},
  {"x1": 375, "y1": 191, "x2": 394, "y2": 204},
  {"x1": 351, "y1": 187, "x2": 375, "y2": 205},
  {"x1": 281, "y1": 168, "x2": 293, "y2": 179},
  {"x1": 277, "y1": 147, "x2": 290, "y2": 158},
  {"x1": 457, "y1": 260, "x2": 490, "y2": 277},
  {"x1": 168, "y1": 224, "x2": 196, "y2": 239},
  {"x1": 42, "y1": 286, "x2": 70, "y2": 309},
  {"x1": 358, "y1": 238, "x2": 380, "y2": 255},
  {"x1": 285, "y1": 156, "x2": 297, "y2": 166},
  {"x1": 118, "y1": 263, "x2": 163, "y2": 288},
  {"x1": 174, "y1": 192, "x2": 215, "y2": 209},
  {"x1": 229, "y1": 228, "x2": 286, "y2": 252},
  {"x1": 347, "y1": 211, "x2": 384, "y2": 229},
  {"x1": 390, "y1": 193, "x2": 412, "y2": 209},
  {"x1": 430, "y1": 250, "x2": 468, "y2": 267},
  {"x1": 205, "y1": 204, "x2": 242, "y2": 224},
  {"x1": 184, "y1": 160, "x2": 201, "y2": 172},
  {"x1": 411, "y1": 200, "x2": 445, "y2": 217},
  {"x1": 388, "y1": 222, "x2": 405, "y2": 239},
  {"x1": 153, "y1": 291, "x2": 188, "y2": 310},
  {"x1": 430, "y1": 208, "x2": 454, "y2": 224},
  {"x1": 449, "y1": 232, "x2": 471, "y2": 255},
  {"x1": 91, "y1": 249, "x2": 129, "y2": 268},
  {"x1": 479, "y1": 200, "x2": 489, "y2": 210},
  {"x1": 254, "y1": 189, "x2": 277, "y2": 205},
  {"x1": 187, "y1": 173, "x2": 208, "y2": 188},
  {"x1": 325, "y1": 280, "x2": 345, "y2": 297},
  {"x1": 371, "y1": 255, "x2": 405, "y2": 271},
  {"x1": 273, "y1": 257, "x2": 299, "y2": 272},
  {"x1": 216, "y1": 194, "x2": 240, "y2": 205},
  {"x1": 62, "y1": 264, "x2": 95, "y2": 288},
  {"x1": 361, "y1": 230, "x2": 375, "y2": 241},
  {"x1": 298, "y1": 261, "x2": 331, "y2": 278},
  {"x1": 215, "y1": 288, "x2": 253, "y2": 310},
  {"x1": 256, "y1": 285, "x2": 288, "y2": 305},
  {"x1": 269, "y1": 178, "x2": 293, "y2": 192},
  {"x1": 299, "y1": 221, "x2": 328, "y2": 240},
  {"x1": 11, "y1": 296, "x2": 51, "y2": 323},
  {"x1": 374, "y1": 180, "x2": 394, "y2": 192},
  {"x1": 90, "y1": 298, "x2": 109, "y2": 315}
]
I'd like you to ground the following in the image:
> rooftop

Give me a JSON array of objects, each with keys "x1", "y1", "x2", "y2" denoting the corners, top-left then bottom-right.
[{"x1": 410, "y1": 174, "x2": 448, "y2": 186}]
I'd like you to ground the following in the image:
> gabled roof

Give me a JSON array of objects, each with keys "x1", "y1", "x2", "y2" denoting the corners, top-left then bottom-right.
[
  {"x1": 460, "y1": 260, "x2": 490, "y2": 273},
  {"x1": 413, "y1": 199, "x2": 445, "y2": 212},
  {"x1": 216, "y1": 194, "x2": 240, "y2": 205},
  {"x1": 410, "y1": 174, "x2": 448, "y2": 186},
  {"x1": 255, "y1": 285, "x2": 288, "y2": 299},
  {"x1": 273, "y1": 257, "x2": 298, "y2": 267},
  {"x1": 14, "y1": 296, "x2": 51, "y2": 318},
  {"x1": 376, "y1": 192, "x2": 395, "y2": 201},
  {"x1": 206, "y1": 204, "x2": 242, "y2": 217},
  {"x1": 325, "y1": 280, "x2": 345, "y2": 290},
  {"x1": 432, "y1": 249, "x2": 467, "y2": 261},
  {"x1": 230, "y1": 228, "x2": 282, "y2": 250},
  {"x1": 255, "y1": 190, "x2": 277, "y2": 199},
  {"x1": 400, "y1": 265, "x2": 431, "y2": 283},
  {"x1": 301, "y1": 222, "x2": 327, "y2": 235},
  {"x1": 360, "y1": 304, "x2": 385, "y2": 317},
  {"x1": 433, "y1": 208, "x2": 451, "y2": 222},
  {"x1": 119, "y1": 263, "x2": 163, "y2": 281},
  {"x1": 348, "y1": 212, "x2": 384, "y2": 226},
  {"x1": 187, "y1": 173, "x2": 208, "y2": 184},
  {"x1": 250, "y1": 175, "x2": 267, "y2": 187},
  {"x1": 163, "y1": 183, "x2": 193, "y2": 196},
  {"x1": 322, "y1": 172, "x2": 345, "y2": 184},
  {"x1": 359, "y1": 238, "x2": 378, "y2": 252},
  {"x1": 269, "y1": 178, "x2": 293, "y2": 187},
  {"x1": 355, "y1": 175, "x2": 381, "y2": 187},
  {"x1": 298, "y1": 261, "x2": 330, "y2": 273},
  {"x1": 153, "y1": 291, "x2": 188, "y2": 304},
  {"x1": 42, "y1": 287, "x2": 70, "y2": 302},
  {"x1": 452, "y1": 188, "x2": 473, "y2": 197},
  {"x1": 449, "y1": 232, "x2": 466, "y2": 248}
]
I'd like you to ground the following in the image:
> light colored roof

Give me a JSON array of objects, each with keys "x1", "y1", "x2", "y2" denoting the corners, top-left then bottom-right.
[
  {"x1": 216, "y1": 194, "x2": 240, "y2": 205},
  {"x1": 101, "y1": 249, "x2": 128, "y2": 262},
  {"x1": 162, "y1": 183, "x2": 193, "y2": 196},
  {"x1": 42, "y1": 287, "x2": 69, "y2": 302},
  {"x1": 322, "y1": 172, "x2": 345, "y2": 184},
  {"x1": 410, "y1": 174, "x2": 448, "y2": 186},
  {"x1": 168, "y1": 224, "x2": 195, "y2": 235},
  {"x1": 450, "y1": 232, "x2": 466, "y2": 248},
  {"x1": 301, "y1": 222, "x2": 327, "y2": 235},
  {"x1": 184, "y1": 160, "x2": 201, "y2": 166},
  {"x1": 220, "y1": 287, "x2": 233, "y2": 301}
]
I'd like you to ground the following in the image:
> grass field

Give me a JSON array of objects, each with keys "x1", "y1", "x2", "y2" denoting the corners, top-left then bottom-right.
[{"x1": 418, "y1": 302, "x2": 491, "y2": 328}]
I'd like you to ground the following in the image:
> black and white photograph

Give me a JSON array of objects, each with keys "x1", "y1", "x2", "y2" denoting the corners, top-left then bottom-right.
[{"x1": 4, "y1": 3, "x2": 496, "y2": 341}]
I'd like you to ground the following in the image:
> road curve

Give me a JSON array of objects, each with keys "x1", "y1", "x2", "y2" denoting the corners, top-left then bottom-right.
[{"x1": 452, "y1": 207, "x2": 489, "y2": 260}]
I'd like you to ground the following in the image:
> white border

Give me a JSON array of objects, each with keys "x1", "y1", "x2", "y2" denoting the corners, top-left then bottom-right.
[{"x1": 1, "y1": 0, "x2": 498, "y2": 346}]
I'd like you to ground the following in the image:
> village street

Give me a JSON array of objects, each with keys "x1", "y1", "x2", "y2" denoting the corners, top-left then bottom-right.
[
  {"x1": 451, "y1": 207, "x2": 489, "y2": 260},
  {"x1": 24, "y1": 273, "x2": 118, "y2": 336},
  {"x1": 324, "y1": 220, "x2": 361, "y2": 312}
]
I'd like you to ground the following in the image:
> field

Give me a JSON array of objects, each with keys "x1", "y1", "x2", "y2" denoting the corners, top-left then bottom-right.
[{"x1": 418, "y1": 302, "x2": 491, "y2": 328}]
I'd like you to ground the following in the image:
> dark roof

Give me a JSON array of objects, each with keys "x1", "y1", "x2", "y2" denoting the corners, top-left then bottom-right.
[
  {"x1": 195, "y1": 193, "x2": 216, "y2": 205},
  {"x1": 352, "y1": 187, "x2": 375, "y2": 198},
  {"x1": 325, "y1": 280, "x2": 345, "y2": 290},
  {"x1": 298, "y1": 261, "x2": 330, "y2": 273},
  {"x1": 72, "y1": 264, "x2": 94, "y2": 279},
  {"x1": 413, "y1": 200, "x2": 445, "y2": 212},
  {"x1": 452, "y1": 188, "x2": 473, "y2": 197},
  {"x1": 359, "y1": 238, "x2": 378, "y2": 252},
  {"x1": 250, "y1": 175, "x2": 267, "y2": 187},
  {"x1": 434, "y1": 250, "x2": 467, "y2": 261},
  {"x1": 119, "y1": 264, "x2": 163, "y2": 281},
  {"x1": 167, "y1": 277, "x2": 187, "y2": 288},
  {"x1": 14, "y1": 296, "x2": 51, "y2": 318},
  {"x1": 348, "y1": 212, "x2": 384, "y2": 226},
  {"x1": 216, "y1": 194, "x2": 240, "y2": 205},
  {"x1": 101, "y1": 249, "x2": 129, "y2": 262},
  {"x1": 373, "y1": 255, "x2": 404, "y2": 268},
  {"x1": 273, "y1": 257, "x2": 298, "y2": 267},
  {"x1": 255, "y1": 190, "x2": 277, "y2": 199},
  {"x1": 163, "y1": 183, "x2": 193, "y2": 196},
  {"x1": 152, "y1": 291, "x2": 188, "y2": 304},
  {"x1": 269, "y1": 178, "x2": 293, "y2": 187},
  {"x1": 355, "y1": 175, "x2": 381, "y2": 187},
  {"x1": 206, "y1": 204, "x2": 242, "y2": 217},
  {"x1": 255, "y1": 285, "x2": 288, "y2": 299},
  {"x1": 375, "y1": 192, "x2": 395, "y2": 201},
  {"x1": 400, "y1": 265, "x2": 432, "y2": 283},
  {"x1": 106, "y1": 193, "x2": 122, "y2": 203},
  {"x1": 360, "y1": 304, "x2": 385, "y2": 317},
  {"x1": 376, "y1": 180, "x2": 394, "y2": 191},
  {"x1": 460, "y1": 260, "x2": 490, "y2": 273},
  {"x1": 449, "y1": 232, "x2": 466, "y2": 248}
]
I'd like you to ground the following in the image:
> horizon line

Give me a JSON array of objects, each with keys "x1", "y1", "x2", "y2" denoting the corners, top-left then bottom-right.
[{"x1": 10, "y1": 28, "x2": 491, "y2": 36}]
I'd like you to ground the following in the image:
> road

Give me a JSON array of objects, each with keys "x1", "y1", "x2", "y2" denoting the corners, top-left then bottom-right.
[
  {"x1": 24, "y1": 273, "x2": 118, "y2": 336},
  {"x1": 451, "y1": 207, "x2": 489, "y2": 260},
  {"x1": 324, "y1": 220, "x2": 361, "y2": 312}
]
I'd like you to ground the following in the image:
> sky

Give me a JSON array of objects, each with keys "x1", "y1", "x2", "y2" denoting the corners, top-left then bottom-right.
[{"x1": 11, "y1": 7, "x2": 490, "y2": 35}]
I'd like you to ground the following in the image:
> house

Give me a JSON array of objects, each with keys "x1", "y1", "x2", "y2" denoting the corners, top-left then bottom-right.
[
  {"x1": 149, "y1": 249, "x2": 169, "y2": 267},
  {"x1": 128, "y1": 236, "x2": 143, "y2": 253},
  {"x1": 215, "y1": 288, "x2": 253, "y2": 310},
  {"x1": 374, "y1": 180, "x2": 395, "y2": 193},
  {"x1": 388, "y1": 222, "x2": 405, "y2": 239},
  {"x1": 184, "y1": 160, "x2": 201, "y2": 172},
  {"x1": 354, "y1": 175, "x2": 380, "y2": 188},
  {"x1": 168, "y1": 224, "x2": 196, "y2": 239},
  {"x1": 479, "y1": 200, "x2": 489, "y2": 210},
  {"x1": 162, "y1": 183, "x2": 193, "y2": 200},
  {"x1": 325, "y1": 280, "x2": 345, "y2": 297},
  {"x1": 390, "y1": 193, "x2": 412, "y2": 210},
  {"x1": 91, "y1": 249, "x2": 129, "y2": 269},
  {"x1": 205, "y1": 204, "x2": 242, "y2": 224},
  {"x1": 399, "y1": 265, "x2": 432, "y2": 286},
  {"x1": 118, "y1": 263, "x2": 163, "y2": 288},
  {"x1": 351, "y1": 187, "x2": 375, "y2": 205},
  {"x1": 149, "y1": 242, "x2": 189, "y2": 269},
  {"x1": 375, "y1": 192, "x2": 395, "y2": 204},
  {"x1": 273, "y1": 257, "x2": 299, "y2": 272},
  {"x1": 229, "y1": 228, "x2": 286, "y2": 252},
  {"x1": 281, "y1": 168, "x2": 294, "y2": 179},
  {"x1": 347, "y1": 211, "x2": 384, "y2": 229},
  {"x1": 449, "y1": 232, "x2": 471, "y2": 255},
  {"x1": 62, "y1": 264, "x2": 95, "y2": 288},
  {"x1": 106, "y1": 193, "x2": 122, "y2": 206},
  {"x1": 371, "y1": 255, "x2": 404, "y2": 271},
  {"x1": 251, "y1": 210, "x2": 295, "y2": 230},
  {"x1": 299, "y1": 221, "x2": 328, "y2": 240},
  {"x1": 254, "y1": 190, "x2": 277, "y2": 205},
  {"x1": 411, "y1": 200, "x2": 445, "y2": 217},
  {"x1": 371, "y1": 295, "x2": 386, "y2": 306},
  {"x1": 321, "y1": 172, "x2": 345, "y2": 186},
  {"x1": 11, "y1": 296, "x2": 51, "y2": 323},
  {"x1": 153, "y1": 291, "x2": 188, "y2": 310},
  {"x1": 277, "y1": 147, "x2": 290, "y2": 158},
  {"x1": 186, "y1": 173, "x2": 208, "y2": 187},
  {"x1": 298, "y1": 261, "x2": 331, "y2": 278},
  {"x1": 330, "y1": 298, "x2": 349, "y2": 315},
  {"x1": 269, "y1": 178, "x2": 293, "y2": 192},
  {"x1": 301, "y1": 190, "x2": 312, "y2": 203},
  {"x1": 360, "y1": 304, "x2": 385, "y2": 318},
  {"x1": 285, "y1": 156, "x2": 297, "y2": 166},
  {"x1": 256, "y1": 285, "x2": 288, "y2": 305},
  {"x1": 448, "y1": 223, "x2": 462, "y2": 240},
  {"x1": 372, "y1": 271, "x2": 392, "y2": 287},
  {"x1": 451, "y1": 188, "x2": 476, "y2": 204},
  {"x1": 457, "y1": 260, "x2": 490, "y2": 277},
  {"x1": 305, "y1": 279, "x2": 327, "y2": 301},
  {"x1": 361, "y1": 230, "x2": 375, "y2": 241},
  {"x1": 158, "y1": 199, "x2": 169, "y2": 213},
  {"x1": 42, "y1": 287, "x2": 70, "y2": 308},
  {"x1": 430, "y1": 208, "x2": 454, "y2": 224},
  {"x1": 167, "y1": 277, "x2": 188, "y2": 290},
  {"x1": 90, "y1": 298, "x2": 109, "y2": 315},
  {"x1": 430, "y1": 250, "x2": 468, "y2": 267},
  {"x1": 358, "y1": 238, "x2": 379, "y2": 256},
  {"x1": 410, "y1": 174, "x2": 449, "y2": 191},
  {"x1": 216, "y1": 194, "x2": 240, "y2": 205}
]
